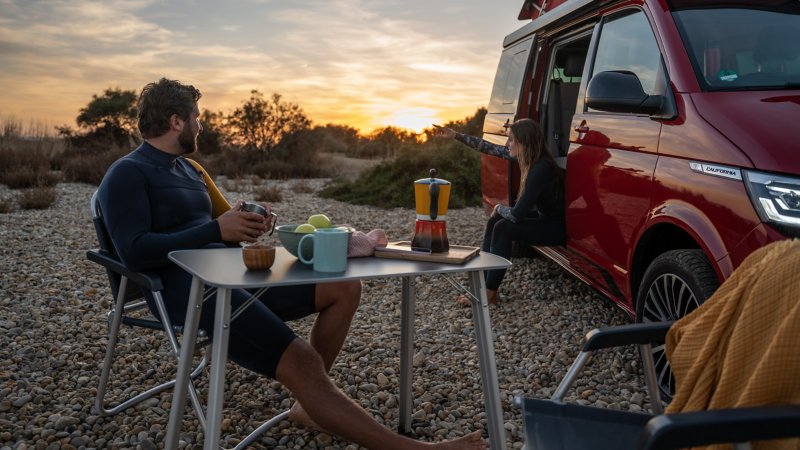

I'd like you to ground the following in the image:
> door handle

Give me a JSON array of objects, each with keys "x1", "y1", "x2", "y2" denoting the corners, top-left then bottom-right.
[{"x1": 574, "y1": 125, "x2": 589, "y2": 133}]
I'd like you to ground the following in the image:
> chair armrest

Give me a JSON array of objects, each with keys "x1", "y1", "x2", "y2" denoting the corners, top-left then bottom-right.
[
  {"x1": 583, "y1": 322, "x2": 675, "y2": 352},
  {"x1": 86, "y1": 250, "x2": 164, "y2": 292},
  {"x1": 638, "y1": 405, "x2": 800, "y2": 450}
]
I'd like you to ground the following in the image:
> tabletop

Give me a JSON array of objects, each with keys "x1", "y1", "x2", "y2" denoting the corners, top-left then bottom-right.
[{"x1": 168, "y1": 247, "x2": 512, "y2": 289}]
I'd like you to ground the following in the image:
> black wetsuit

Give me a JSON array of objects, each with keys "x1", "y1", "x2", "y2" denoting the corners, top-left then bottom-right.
[
  {"x1": 455, "y1": 132, "x2": 566, "y2": 290},
  {"x1": 98, "y1": 141, "x2": 316, "y2": 378}
]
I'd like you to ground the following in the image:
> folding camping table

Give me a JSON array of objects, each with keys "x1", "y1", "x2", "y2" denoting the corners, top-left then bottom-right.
[{"x1": 164, "y1": 246, "x2": 513, "y2": 450}]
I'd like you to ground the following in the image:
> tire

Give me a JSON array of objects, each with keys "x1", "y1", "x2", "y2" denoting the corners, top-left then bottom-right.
[{"x1": 635, "y1": 249, "x2": 720, "y2": 401}]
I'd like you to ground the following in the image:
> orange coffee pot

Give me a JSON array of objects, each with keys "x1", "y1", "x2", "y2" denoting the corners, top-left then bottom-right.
[{"x1": 411, "y1": 169, "x2": 451, "y2": 253}]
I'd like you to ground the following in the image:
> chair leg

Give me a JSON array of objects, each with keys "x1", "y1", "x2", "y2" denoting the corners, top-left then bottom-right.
[
  {"x1": 153, "y1": 291, "x2": 209, "y2": 433},
  {"x1": 95, "y1": 276, "x2": 129, "y2": 417},
  {"x1": 94, "y1": 277, "x2": 210, "y2": 418}
]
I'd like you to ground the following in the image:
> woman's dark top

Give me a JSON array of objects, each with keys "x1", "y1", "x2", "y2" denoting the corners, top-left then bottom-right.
[
  {"x1": 97, "y1": 141, "x2": 223, "y2": 272},
  {"x1": 455, "y1": 132, "x2": 565, "y2": 223}
]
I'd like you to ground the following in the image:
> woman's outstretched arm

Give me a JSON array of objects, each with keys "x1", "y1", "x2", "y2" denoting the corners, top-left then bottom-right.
[{"x1": 432, "y1": 124, "x2": 515, "y2": 161}]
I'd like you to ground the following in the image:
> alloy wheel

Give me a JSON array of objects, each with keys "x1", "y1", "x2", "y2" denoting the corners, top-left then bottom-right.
[{"x1": 642, "y1": 273, "x2": 701, "y2": 400}]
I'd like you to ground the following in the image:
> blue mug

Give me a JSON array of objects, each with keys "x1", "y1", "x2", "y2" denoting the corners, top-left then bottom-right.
[{"x1": 298, "y1": 228, "x2": 349, "y2": 272}]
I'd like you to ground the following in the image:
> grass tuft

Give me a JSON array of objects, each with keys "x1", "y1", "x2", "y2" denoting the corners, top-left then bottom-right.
[
  {"x1": 0, "y1": 196, "x2": 12, "y2": 214},
  {"x1": 291, "y1": 179, "x2": 315, "y2": 194},
  {"x1": 17, "y1": 186, "x2": 57, "y2": 210},
  {"x1": 254, "y1": 184, "x2": 283, "y2": 203}
]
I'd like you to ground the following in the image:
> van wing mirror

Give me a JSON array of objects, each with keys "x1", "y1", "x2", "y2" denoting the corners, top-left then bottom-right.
[{"x1": 585, "y1": 71, "x2": 664, "y2": 116}]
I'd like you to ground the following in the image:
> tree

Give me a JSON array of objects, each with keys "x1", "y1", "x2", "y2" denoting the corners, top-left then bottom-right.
[
  {"x1": 76, "y1": 87, "x2": 138, "y2": 143},
  {"x1": 421, "y1": 107, "x2": 487, "y2": 142},
  {"x1": 197, "y1": 109, "x2": 228, "y2": 155},
  {"x1": 227, "y1": 90, "x2": 311, "y2": 158}
]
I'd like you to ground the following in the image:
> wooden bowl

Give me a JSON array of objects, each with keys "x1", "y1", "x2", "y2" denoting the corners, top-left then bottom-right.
[{"x1": 242, "y1": 245, "x2": 276, "y2": 270}]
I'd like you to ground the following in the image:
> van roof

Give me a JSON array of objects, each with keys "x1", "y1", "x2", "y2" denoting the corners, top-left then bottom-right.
[{"x1": 504, "y1": 0, "x2": 614, "y2": 47}]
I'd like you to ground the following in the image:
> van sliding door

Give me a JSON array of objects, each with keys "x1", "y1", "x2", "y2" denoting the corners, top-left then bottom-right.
[{"x1": 481, "y1": 35, "x2": 536, "y2": 213}]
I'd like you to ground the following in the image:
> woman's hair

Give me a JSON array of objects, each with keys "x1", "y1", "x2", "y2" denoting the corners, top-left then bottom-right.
[{"x1": 508, "y1": 118, "x2": 562, "y2": 200}]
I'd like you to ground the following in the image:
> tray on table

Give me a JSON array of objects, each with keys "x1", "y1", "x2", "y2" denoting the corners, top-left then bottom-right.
[{"x1": 373, "y1": 241, "x2": 480, "y2": 264}]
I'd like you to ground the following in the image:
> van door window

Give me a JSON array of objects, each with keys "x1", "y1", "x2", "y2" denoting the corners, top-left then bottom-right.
[{"x1": 591, "y1": 10, "x2": 662, "y2": 95}]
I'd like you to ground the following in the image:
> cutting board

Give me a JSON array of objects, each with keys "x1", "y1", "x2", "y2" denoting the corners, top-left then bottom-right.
[{"x1": 374, "y1": 242, "x2": 480, "y2": 264}]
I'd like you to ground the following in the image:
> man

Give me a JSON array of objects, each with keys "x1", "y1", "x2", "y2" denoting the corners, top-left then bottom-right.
[{"x1": 98, "y1": 78, "x2": 485, "y2": 450}]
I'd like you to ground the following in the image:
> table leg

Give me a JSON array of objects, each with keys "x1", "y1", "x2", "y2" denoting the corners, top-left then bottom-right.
[
  {"x1": 165, "y1": 276, "x2": 205, "y2": 450},
  {"x1": 205, "y1": 287, "x2": 232, "y2": 450},
  {"x1": 399, "y1": 275, "x2": 416, "y2": 435},
  {"x1": 467, "y1": 270, "x2": 507, "y2": 450}
]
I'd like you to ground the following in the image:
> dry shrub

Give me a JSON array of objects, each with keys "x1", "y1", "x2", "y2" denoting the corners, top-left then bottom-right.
[
  {"x1": 254, "y1": 184, "x2": 283, "y2": 203},
  {"x1": 291, "y1": 179, "x2": 315, "y2": 194},
  {"x1": 1, "y1": 166, "x2": 62, "y2": 189},
  {"x1": 17, "y1": 186, "x2": 57, "y2": 210},
  {"x1": 0, "y1": 197, "x2": 12, "y2": 214},
  {"x1": 62, "y1": 147, "x2": 130, "y2": 185},
  {"x1": 0, "y1": 147, "x2": 61, "y2": 189}
]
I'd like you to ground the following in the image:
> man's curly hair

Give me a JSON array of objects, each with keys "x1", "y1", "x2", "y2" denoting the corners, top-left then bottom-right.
[{"x1": 137, "y1": 78, "x2": 202, "y2": 139}]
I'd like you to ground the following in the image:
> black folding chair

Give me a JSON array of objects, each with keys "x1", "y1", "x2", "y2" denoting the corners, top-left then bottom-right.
[
  {"x1": 87, "y1": 191, "x2": 289, "y2": 449},
  {"x1": 515, "y1": 322, "x2": 800, "y2": 450}
]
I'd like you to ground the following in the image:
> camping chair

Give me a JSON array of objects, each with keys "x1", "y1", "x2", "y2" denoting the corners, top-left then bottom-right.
[
  {"x1": 87, "y1": 191, "x2": 289, "y2": 449},
  {"x1": 514, "y1": 322, "x2": 800, "y2": 450}
]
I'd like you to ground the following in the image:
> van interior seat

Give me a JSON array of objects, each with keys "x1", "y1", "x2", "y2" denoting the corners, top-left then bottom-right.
[{"x1": 546, "y1": 50, "x2": 586, "y2": 158}]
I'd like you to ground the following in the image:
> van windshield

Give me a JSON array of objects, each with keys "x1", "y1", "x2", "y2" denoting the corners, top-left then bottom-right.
[{"x1": 670, "y1": 2, "x2": 800, "y2": 91}]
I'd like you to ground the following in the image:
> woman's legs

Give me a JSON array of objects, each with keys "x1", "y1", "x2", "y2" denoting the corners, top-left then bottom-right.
[
  {"x1": 485, "y1": 216, "x2": 566, "y2": 296},
  {"x1": 456, "y1": 215, "x2": 507, "y2": 307}
]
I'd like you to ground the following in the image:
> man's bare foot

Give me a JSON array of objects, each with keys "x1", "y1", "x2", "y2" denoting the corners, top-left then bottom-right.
[
  {"x1": 454, "y1": 289, "x2": 498, "y2": 308},
  {"x1": 431, "y1": 430, "x2": 486, "y2": 449},
  {"x1": 454, "y1": 295, "x2": 471, "y2": 307},
  {"x1": 289, "y1": 401, "x2": 327, "y2": 433}
]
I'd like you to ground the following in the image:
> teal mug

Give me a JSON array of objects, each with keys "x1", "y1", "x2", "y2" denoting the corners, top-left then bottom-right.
[{"x1": 298, "y1": 228, "x2": 349, "y2": 272}]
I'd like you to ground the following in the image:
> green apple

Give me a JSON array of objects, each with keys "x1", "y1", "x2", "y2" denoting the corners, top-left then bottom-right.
[
  {"x1": 308, "y1": 214, "x2": 331, "y2": 229},
  {"x1": 295, "y1": 224, "x2": 316, "y2": 234}
]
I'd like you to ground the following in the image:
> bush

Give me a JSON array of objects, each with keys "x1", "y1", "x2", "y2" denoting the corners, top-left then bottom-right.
[
  {"x1": 254, "y1": 184, "x2": 283, "y2": 203},
  {"x1": 61, "y1": 146, "x2": 131, "y2": 185},
  {"x1": 318, "y1": 139, "x2": 481, "y2": 209},
  {"x1": 0, "y1": 197, "x2": 12, "y2": 214},
  {"x1": 291, "y1": 179, "x2": 314, "y2": 194},
  {"x1": 0, "y1": 148, "x2": 61, "y2": 189},
  {"x1": 17, "y1": 186, "x2": 57, "y2": 210}
]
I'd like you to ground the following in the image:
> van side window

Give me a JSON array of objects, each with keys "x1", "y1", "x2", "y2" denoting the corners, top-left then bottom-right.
[
  {"x1": 487, "y1": 37, "x2": 534, "y2": 115},
  {"x1": 592, "y1": 10, "x2": 661, "y2": 95}
]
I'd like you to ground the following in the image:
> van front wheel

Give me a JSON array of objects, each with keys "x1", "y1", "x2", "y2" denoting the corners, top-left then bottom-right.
[{"x1": 635, "y1": 249, "x2": 720, "y2": 401}]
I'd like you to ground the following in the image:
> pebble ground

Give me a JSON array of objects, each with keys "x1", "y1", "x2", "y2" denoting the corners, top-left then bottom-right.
[{"x1": 0, "y1": 179, "x2": 660, "y2": 450}]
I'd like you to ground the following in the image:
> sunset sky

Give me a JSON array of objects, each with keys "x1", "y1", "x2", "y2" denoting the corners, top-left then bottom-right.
[{"x1": 0, "y1": 0, "x2": 523, "y2": 133}]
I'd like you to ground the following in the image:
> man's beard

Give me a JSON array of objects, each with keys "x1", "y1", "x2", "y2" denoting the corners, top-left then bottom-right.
[{"x1": 179, "y1": 125, "x2": 198, "y2": 155}]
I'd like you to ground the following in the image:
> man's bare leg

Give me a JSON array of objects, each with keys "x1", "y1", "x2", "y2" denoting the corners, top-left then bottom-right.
[
  {"x1": 278, "y1": 340, "x2": 486, "y2": 450},
  {"x1": 290, "y1": 280, "x2": 361, "y2": 429}
]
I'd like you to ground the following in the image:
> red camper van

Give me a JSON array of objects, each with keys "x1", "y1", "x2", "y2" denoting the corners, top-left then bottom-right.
[{"x1": 483, "y1": 0, "x2": 800, "y2": 397}]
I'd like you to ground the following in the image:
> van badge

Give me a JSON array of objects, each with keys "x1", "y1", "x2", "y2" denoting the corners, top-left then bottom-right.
[{"x1": 689, "y1": 162, "x2": 742, "y2": 181}]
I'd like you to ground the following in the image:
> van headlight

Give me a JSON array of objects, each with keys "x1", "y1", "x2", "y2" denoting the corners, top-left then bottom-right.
[{"x1": 743, "y1": 170, "x2": 800, "y2": 238}]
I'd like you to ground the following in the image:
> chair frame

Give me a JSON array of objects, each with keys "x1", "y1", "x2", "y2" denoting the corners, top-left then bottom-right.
[
  {"x1": 515, "y1": 322, "x2": 800, "y2": 450},
  {"x1": 88, "y1": 191, "x2": 289, "y2": 449}
]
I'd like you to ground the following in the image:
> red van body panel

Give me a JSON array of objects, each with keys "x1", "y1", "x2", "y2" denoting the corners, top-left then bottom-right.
[
  {"x1": 649, "y1": 156, "x2": 763, "y2": 275},
  {"x1": 657, "y1": 94, "x2": 754, "y2": 168},
  {"x1": 691, "y1": 92, "x2": 800, "y2": 174}
]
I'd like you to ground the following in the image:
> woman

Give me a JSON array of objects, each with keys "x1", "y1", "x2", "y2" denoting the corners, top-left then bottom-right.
[{"x1": 433, "y1": 119, "x2": 566, "y2": 306}]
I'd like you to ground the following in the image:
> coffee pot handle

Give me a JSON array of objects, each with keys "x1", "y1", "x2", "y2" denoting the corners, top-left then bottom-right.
[{"x1": 428, "y1": 169, "x2": 439, "y2": 220}]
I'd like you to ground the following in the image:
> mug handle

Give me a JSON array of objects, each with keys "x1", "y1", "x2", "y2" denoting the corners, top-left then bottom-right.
[{"x1": 298, "y1": 234, "x2": 314, "y2": 264}]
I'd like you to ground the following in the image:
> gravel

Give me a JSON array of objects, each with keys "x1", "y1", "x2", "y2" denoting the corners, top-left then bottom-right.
[{"x1": 0, "y1": 179, "x2": 660, "y2": 450}]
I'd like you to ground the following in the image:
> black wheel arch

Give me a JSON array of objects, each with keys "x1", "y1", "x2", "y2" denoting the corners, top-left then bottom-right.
[{"x1": 630, "y1": 223, "x2": 715, "y2": 303}]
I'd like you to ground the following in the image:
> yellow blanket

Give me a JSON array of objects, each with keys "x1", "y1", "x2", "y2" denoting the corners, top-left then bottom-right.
[
  {"x1": 185, "y1": 158, "x2": 231, "y2": 220},
  {"x1": 666, "y1": 239, "x2": 800, "y2": 450}
]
